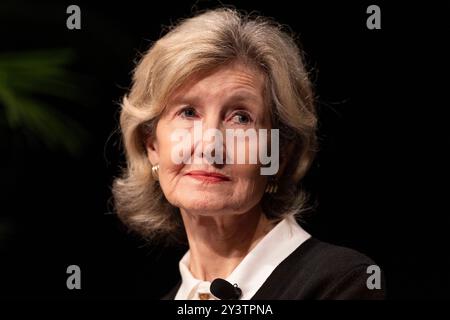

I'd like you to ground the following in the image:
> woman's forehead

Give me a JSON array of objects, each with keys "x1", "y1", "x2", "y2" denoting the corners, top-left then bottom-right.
[{"x1": 169, "y1": 62, "x2": 266, "y2": 104}]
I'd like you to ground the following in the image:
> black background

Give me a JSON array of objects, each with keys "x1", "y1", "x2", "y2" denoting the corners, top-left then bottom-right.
[{"x1": 0, "y1": 0, "x2": 448, "y2": 300}]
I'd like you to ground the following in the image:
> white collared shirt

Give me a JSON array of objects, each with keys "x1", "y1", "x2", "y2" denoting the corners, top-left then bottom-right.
[{"x1": 174, "y1": 215, "x2": 311, "y2": 300}]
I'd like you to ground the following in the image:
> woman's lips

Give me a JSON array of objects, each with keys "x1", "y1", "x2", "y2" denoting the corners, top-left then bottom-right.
[{"x1": 185, "y1": 170, "x2": 231, "y2": 183}]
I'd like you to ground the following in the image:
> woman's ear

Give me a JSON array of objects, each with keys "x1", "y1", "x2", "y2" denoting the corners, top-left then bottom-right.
[{"x1": 146, "y1": 135, "x2": 160, "y2": 165}]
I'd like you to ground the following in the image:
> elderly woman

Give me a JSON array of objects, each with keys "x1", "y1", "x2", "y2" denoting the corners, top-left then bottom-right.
[{"x1": 113, "y1": 8, "x2": 384, "y2": 300}]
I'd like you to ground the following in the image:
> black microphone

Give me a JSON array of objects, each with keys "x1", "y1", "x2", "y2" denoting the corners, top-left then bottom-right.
[{"x1": 210, "y1": 278, "x2": 242, "y2": 300}]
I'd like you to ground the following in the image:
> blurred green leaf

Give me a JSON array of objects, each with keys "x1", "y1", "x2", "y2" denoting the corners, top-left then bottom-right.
[{"x1": 0, "y1": 49, "x2": 87, "y2": 155}]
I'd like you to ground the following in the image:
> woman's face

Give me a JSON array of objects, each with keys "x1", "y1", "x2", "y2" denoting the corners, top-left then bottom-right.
[{"x1": 146, "y1": 62, "x2": 272, "y2": 216}]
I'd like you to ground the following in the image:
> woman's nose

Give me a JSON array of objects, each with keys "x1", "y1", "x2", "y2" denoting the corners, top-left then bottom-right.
[
  {"x1": 192, "y1": 115, "x2": 227, "y2": 165},
  {"x1": 202, "y1": 113, "x2": 222, "y2": 132}
]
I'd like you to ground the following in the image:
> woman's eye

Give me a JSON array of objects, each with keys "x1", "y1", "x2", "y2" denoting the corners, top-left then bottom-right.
[
  {"x1": 179, "y1": 107, "x2": 197, "y2": 118},
  {"x1": 231, "y1": 112, "x2": 252, "y2": 125}
]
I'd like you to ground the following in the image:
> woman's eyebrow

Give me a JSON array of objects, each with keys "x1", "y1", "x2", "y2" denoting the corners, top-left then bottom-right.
[
  {"x1": 170, "y1": 90, "x2": 261, "y2": 107},
  {"x1": 169, "y1": 94, "x2": 200, "y2": 108}
]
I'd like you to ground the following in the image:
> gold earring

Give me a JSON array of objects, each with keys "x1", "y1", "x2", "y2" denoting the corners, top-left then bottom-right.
[
  {"x1": 151, "y1": 164, "x2": 160, "y2": 181},
  {"x1": 265, "y1": 178, "x2": 278, "y2": 194}
]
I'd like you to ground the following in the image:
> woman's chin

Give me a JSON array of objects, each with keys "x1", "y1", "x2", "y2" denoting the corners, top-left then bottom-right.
[
  {"x1": 178, "y1": 196, "x2": 231, "y2": 214},
  {"x1": 187, "y1": 202, "x2": 227, "y2": 212}
]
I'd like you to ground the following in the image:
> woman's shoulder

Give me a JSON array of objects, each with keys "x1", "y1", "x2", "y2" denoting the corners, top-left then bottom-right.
[
  {"x1": 299, "y1": 237, "x2": 378, "y2": 271},
  {"x1": 252, "y1": 237, "x2": 385, "y2": 299}
]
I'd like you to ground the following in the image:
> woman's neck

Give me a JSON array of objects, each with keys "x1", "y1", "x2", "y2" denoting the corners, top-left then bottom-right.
[{"x1": 180, "y1": 205, "x2": 275, "y2": 282}]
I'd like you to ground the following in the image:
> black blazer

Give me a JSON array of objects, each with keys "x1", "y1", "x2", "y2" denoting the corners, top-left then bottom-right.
[{"x1": 162, "y1": 237, "x2": 385, "y2": 300}]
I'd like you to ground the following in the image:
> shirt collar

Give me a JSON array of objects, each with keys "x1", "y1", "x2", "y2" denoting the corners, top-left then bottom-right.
[{"x1": 174, "y1": 215, "x2": 311, "y2": 300}]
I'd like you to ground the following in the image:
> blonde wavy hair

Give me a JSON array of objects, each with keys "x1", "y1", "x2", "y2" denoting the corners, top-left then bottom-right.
[{"x1": 113, "y1": 8, "x2": 318, "y2": 243}]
